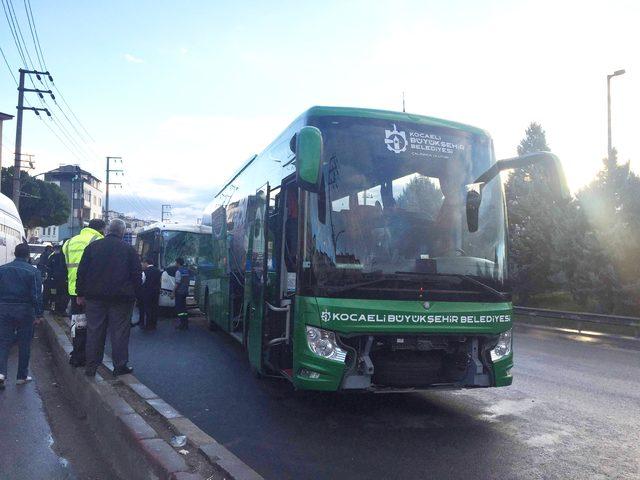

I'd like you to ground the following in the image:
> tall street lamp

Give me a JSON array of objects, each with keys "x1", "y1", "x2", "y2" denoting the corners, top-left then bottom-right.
[{"x1": 607, "y1": 69, "x2": 626, "y2": 161}]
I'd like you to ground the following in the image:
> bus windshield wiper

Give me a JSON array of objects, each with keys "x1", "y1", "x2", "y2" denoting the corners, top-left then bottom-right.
[
  {"x1": 394, "y1": 271, "x2": 508, "y2": 301},
  {"x1": 325, "y1": 277, "x2": 389, "y2": 294},
  {"x1": 455, "y1": 274, "x2": 508, "y2": 301}
]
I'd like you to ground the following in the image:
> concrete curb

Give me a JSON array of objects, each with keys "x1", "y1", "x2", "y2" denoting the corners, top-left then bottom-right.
[{"x1": 44, "y1": 316, "x2": 263, "y2": 480}]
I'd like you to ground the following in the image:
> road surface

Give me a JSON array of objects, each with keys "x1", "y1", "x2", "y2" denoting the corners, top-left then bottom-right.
[
  {"x1": 128, "y1": 317, "x2": 640, "y2": 480},
  {"x1": 0, "y1": 324, "x2": 120, "y2": 480}
]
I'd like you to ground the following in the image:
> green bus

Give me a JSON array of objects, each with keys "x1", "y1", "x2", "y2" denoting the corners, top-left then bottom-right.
[{"x1": 198, "y1": 106, "x2": 568, "y2": 391}]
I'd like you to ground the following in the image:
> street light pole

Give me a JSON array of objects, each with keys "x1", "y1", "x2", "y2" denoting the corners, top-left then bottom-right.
[{"x1": 607, "y1": 69, "x2": 626, "y2": 162}]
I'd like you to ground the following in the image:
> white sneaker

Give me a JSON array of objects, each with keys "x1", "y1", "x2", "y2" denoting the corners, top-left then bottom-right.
[
  {"x1": 16, "y1": 376, "x2": 33, "y2": 385},
  {"x1": 0, "y1": 374, "x2": 5, "y2": 389}
]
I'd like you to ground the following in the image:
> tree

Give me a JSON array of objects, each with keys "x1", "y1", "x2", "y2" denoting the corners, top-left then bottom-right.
[
  {"x1": 505, "y1": 122, "x2": 566, "y2": 303},
  {"x1": 570, "y1": 151, "x2": 640, "y2": 314},
  {"x1": 1, "y1": 167, "x2": 70, "y2": 229},
  {"x1": 396, "y1": 176, "x2": 443, "y2": 219}
]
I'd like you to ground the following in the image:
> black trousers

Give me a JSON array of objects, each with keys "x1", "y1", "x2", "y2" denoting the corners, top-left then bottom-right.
[
  {"x1": 140, "y1": 291, "x2": 159, "y2": 329},
  {"x1": 69, "y1": 296, "x2": 87, "y2": 367},
  {"x1": 53, "y1": 281, "x2": 69, "y2": 314},
  {"x1": 175, "y1": 293, "x2": 188, "y2": 329},
  {"x1": 85, "y1": 299, "x2": 134, "y2": 372}
]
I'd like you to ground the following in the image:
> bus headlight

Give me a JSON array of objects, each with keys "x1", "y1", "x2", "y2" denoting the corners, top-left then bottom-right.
[
  {"x1": 490, "y1": 329, "x2": 512, "y2": 362},
  {"x1": 306, "y1": 326, "x2": 347, "y2": 363}
]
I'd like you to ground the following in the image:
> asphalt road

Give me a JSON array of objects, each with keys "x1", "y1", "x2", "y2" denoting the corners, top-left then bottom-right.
[
  {"x1": 0, "y1": 324, "x2": 119, "y2": 480},
  {"x1": 128, "y1": 317, "x2": 640, "y2": 480}
]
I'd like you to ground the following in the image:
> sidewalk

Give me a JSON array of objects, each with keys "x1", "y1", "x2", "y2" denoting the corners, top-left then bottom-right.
[{"x1": 0, "y1": 325, "x2": 119, "y2": 480}]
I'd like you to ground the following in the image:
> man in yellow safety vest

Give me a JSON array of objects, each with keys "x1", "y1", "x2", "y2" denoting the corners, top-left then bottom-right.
[{"x1": 62, "y1": 218, "x2": 105, "y2": 367}]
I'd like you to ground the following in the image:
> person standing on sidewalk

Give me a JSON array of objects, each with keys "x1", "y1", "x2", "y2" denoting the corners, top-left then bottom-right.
[
  {"x1": 173, "y1": 258, "x2": 190, "y2": 330},
  {"x1": 139, "y1": 257, "x2": 161, "y2": 330},
  {"x1": 47, "y1": 244, "x2": 68, "y2": 315},
  {"x1": 37, "y1": 244, "x2": 53, "y2": 309},
  {"x1": 0, "y1": 243, "x2": 44, "y2": 389},
  {"x1": 63, "y1": 219, "x2": 105, "y2": 367},
  {"x1": 76, "y1": 219, "x2": 141, "y2": 377}
]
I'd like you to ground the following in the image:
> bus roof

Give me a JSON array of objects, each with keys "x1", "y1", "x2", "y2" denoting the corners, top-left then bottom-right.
[
  {"x1": 215, "y1": 106, "x2": 490, "y2": 195},
  {"x1": 137, "y1": 222, "x2": 212, "y2": 235},
  {"x1": 207, "y1": 106, "x2": 492, "y2": 215},
  {"x1": 305, "y1": 106, "x2": 490, "y2": 137}
]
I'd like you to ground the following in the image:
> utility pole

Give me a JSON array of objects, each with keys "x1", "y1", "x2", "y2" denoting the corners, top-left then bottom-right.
[
  {"x1": 607, "y1": 69, "x2": 626, "y2": 162},
  {"x1": 105, "y1": 156, "x2": 123, "y2": 220},
  {"x1": 0, "y1": 112, "x2": 14, "y2": 185},
  {"x1": 161, "y1": 204, "x2": 172, "y2": 223},
  {"x1": 13, "y1": 68, "x2": 53, "y2": 208},
  {"x1": 70, "y1": 166, "x2": 81, "y2": 237},
  {"x1": 402, "y1": 91, "x2": 406, "y2": 113}
]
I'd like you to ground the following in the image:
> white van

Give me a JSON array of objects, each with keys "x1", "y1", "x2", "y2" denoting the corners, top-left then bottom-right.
[{"x1": 0, "y1": 192, "x2": 25, "y2": 265}]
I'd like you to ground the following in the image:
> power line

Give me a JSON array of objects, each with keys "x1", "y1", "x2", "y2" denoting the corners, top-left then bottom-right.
[
  {"x1": 0, "y1": 44, "x2": 18, "y2": 83},
  {"x1": 22, "y1": 12, "x2": 93, "y2": 151},
  {"x1": 2, "y1": 0, "x2": 100, "y2": 168},
  {"x1": 1, "y1": 0, "x2": 27, "y2": 67},
  {"x1": 23, "y1": 0, "x2": 96, "y2": 144},
  {"x1": 1, "y1": 2, "x2": 155, "y2": 220},
  {"x1": 6, "y1": 0, "x2": 35, "y2": 68},
  {"x1": 22, "y1": 0, "x2": 45, "y2": 71},
  {"x1": 21, "y1": 0, "x2": 95, "y2": 149},
  {"x1": 0, "y1": 45, "x2": 86, "y2": 164},
  {"x1": 1, "y1": 38, "x2": 97, "y2": 169}
]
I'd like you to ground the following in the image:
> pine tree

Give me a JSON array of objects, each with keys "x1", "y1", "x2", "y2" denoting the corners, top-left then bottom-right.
[
  {"x1": 573, "y1": 150, "x2": 640, "y2": 314},
  {"x1": 505, "y1": 123, "x2": 566, "y2": 303}
]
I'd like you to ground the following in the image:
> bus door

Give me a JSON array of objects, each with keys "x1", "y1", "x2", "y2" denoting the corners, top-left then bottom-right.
[
  {"x1": 245, "y1": 185, "x2": 270, "y2": 371},
  {"x1": 262, "y1": 180, "x2": 296, "y2": 374}
]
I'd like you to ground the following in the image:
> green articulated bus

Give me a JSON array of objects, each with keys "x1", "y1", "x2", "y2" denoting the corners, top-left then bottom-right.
[{"x1": 198, "y1": 106, "x2": 568, "y2": 392}]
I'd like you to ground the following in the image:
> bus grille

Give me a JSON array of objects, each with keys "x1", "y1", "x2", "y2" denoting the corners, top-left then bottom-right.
[{"x1": 370, "y1": 350, "x2": 444, "y2": 387}]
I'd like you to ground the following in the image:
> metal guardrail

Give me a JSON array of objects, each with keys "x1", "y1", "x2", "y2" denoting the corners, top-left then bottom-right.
[{"x1": 514, "y1": 306, "x2": 640, "y2": 337}]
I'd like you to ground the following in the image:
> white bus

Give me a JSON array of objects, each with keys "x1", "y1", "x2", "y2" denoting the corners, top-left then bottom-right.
[
  {"x1": 135, "y1": 222, "x2": 213, "y2": 307},
  {"x1": 0, "y1": 192, "x2": 25, "y2": 265}
]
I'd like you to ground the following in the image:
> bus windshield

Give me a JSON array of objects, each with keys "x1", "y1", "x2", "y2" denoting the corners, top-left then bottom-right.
[
  {"x1": 162, "y1": 230, "x2": 213, "y2": 268},
  {"x1": 301, "y1": 115, "x2": 508, "y2": 299}
]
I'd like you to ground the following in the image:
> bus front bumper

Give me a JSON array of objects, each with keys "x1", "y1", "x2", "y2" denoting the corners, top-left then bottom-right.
[{"x1": 293, "y1": 339, "x2": 513, "y2": 391}]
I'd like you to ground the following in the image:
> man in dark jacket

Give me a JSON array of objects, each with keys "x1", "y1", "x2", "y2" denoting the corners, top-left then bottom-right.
[
  {"x1": 140, "y1": 257, "x2": 161, "y2": 330},
  {"x1": 38, "y1": 244, "x2": 53, "y2": 309},
  {"x1": 47, "y1": 244, "x2": 68, "y2": 314},
  {"x1": 76, "y1": 219, "x2": 141, "y2": 377},
  {"x1": 0, "y1": 243, "x2": 44, "y2": 389}
]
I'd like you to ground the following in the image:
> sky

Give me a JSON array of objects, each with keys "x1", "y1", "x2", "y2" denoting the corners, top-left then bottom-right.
[{"x1": 1, "y1": 0, "x2": 638, "y2": 222}]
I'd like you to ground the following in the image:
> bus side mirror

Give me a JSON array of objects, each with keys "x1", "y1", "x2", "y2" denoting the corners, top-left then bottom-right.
[
  {"x1": 466, "y1": 185, "x2": 483, "y2": 233},
  {"x1": 466, "y1": 151, "x2": 571, "y2": 232},
  {"x1": 296, "y1": 126, "x2": 323, "y2": 193},
  {"x1": 491, "y1": 152, "x2": 571, "y2": 202}
]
